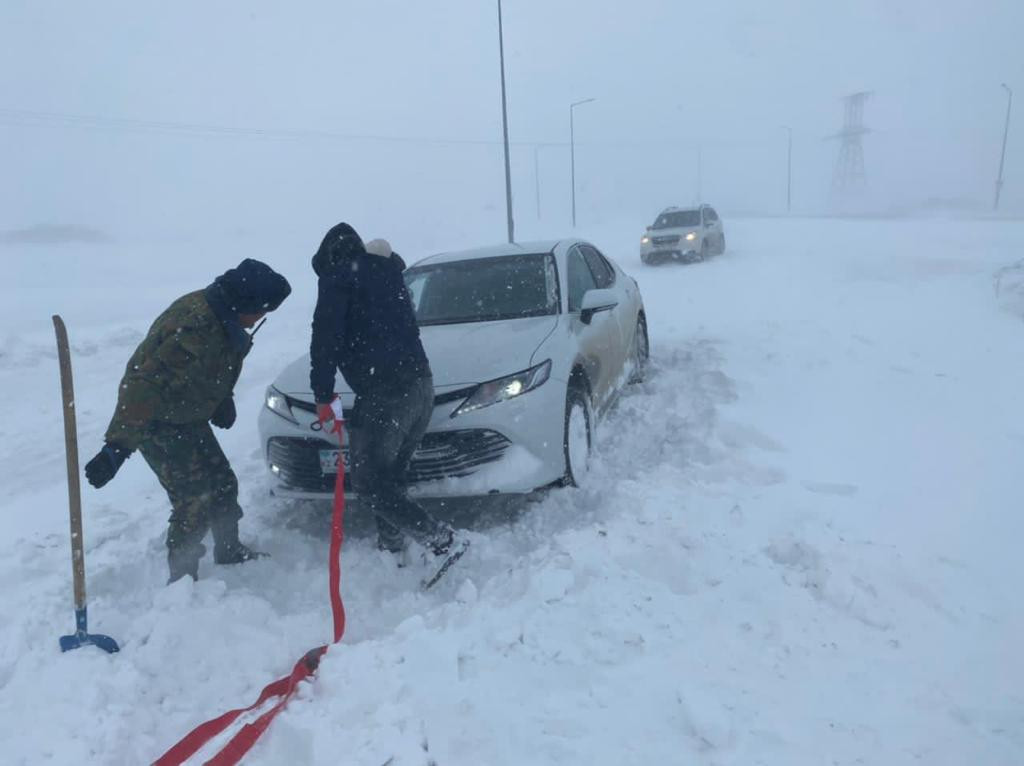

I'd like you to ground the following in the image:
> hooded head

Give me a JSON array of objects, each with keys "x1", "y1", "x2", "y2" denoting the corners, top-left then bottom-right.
[
  {"x1": 312, "y1": 222, "x2": 366, "y2": 277},
  {"x1": 211, "y1": 258, "x2": 292, "y2": 315}
]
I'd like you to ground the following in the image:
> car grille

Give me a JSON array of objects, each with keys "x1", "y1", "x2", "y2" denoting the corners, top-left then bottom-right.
[
  {"x1": 651, "y1": 235, "x2": 680, "y2": 246},
  {"x1": 267, "y1": 429, "x2": 511, "y2": 493},
  {"x1": 268, "y1": 436, "x2": 350, "y2": 493},
  {"x1": 285, "y1": 395, "x2": 351, "y2": 420},
  {"x1": 284, "y1": 386, "x2": 477, "y2": 418},
  {"x1": 409, "y1": 430, "x2": 510, "y2": 482}
]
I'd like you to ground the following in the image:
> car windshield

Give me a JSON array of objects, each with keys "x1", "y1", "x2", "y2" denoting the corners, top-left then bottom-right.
[
  {"x1": 404, "y1": 253, "x2": 560, "y2": 326},
  {"x1": 652, "y1": 210, "x2": 701, "y2": 229}
]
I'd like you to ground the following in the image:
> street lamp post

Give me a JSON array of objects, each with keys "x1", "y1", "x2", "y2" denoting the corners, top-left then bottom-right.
[
  {"x1": 570, "y1": 98, "x2": 595, "y2": 228},
  {"x1": 995, "y1": 83, "x2": 1013, "y2": 211},
  {"x1": 497, "y1": 0, "x2": 514, "y2": 242},
  {"x1": 696, "y1": 144, "x2": 702, "y2": 204},
  {"x1": 534, "y1": 144, "x2": 542, "y2": 220},
  {"x1": 783, "y1": 125, "x2": 793, "y2": 214}
]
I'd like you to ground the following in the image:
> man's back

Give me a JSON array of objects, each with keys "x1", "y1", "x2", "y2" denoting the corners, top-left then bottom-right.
[
  {"x1": 311, "y1": 251, "x2": 431, "y2": 398},
  {"x1": 107, "y1": 290, "x2": 244, "y2": 446}
]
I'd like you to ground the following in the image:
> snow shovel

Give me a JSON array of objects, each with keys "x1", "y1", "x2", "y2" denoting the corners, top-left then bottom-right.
[{"x1": 53, "y1": 315, "x2": 119, "y2": 654}]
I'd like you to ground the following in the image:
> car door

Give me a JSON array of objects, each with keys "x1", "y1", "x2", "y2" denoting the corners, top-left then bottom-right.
[
  {"x1": 579, "y1": 244, "x2": 633, "y2": 387},
  {"x1": 567, "y1": 245, "x2": 622, "y2": 410},
  {"x1": 702, "y1": 206, "x2": 722, "y2": 250}
]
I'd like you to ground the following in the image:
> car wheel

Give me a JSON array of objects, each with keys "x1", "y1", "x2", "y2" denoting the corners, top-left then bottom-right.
[
  {"x1": 718, "y1": 233, "x2": 726, "y2": 255},
  {"x1": 562, "y1": 381, "x2": 592, "y2": 487},
  {"x1": 699, "y1": 241, "x2": 709, "y2": 261},
  {"x1": 628, "y1": 315, "x2": 649, "y2": 384}
]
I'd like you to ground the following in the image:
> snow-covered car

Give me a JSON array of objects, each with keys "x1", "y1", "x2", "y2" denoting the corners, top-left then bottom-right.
[
  {"x1": 639, "y1": 204, "x2": 726, "y2": 264},
  {"x1": 258, "y1": 239, "x2": 648, "y2": 500}
]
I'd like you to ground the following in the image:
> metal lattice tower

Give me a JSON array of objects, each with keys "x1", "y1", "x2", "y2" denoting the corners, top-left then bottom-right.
[{"x1": 829, "y1": 91, "x2": 871, "y2": 199}]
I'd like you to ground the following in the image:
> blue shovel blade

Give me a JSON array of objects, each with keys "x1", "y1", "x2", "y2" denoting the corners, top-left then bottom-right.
[
  {"x1": 59, "y1": 632, "x2": 120, "y2": 654},
  {"x1": 60, "y1": 607, "x2": 120, "y2": 654}
]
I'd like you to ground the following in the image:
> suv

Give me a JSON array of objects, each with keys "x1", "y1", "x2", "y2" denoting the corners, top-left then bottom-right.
[{"x1": 640, "y1": 205, "x2": 725, "y2": 264}]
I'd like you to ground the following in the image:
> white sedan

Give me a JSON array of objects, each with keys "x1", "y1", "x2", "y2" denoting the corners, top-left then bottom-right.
[{"x1": 258, "y1": 239, "x2": 648, "y2": 499}]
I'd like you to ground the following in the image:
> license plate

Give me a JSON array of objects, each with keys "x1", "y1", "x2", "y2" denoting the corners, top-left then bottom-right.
[{"x1": 318, "y1": 449, "x2": 350, "y2": 474}]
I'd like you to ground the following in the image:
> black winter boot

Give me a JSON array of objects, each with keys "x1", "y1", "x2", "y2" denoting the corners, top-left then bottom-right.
[
  {"x1": 428, "y1": 525, "x2": 456, "y2": 557},
  {"x1": 375, "y1": 516, "x2": 408, "y2": 556},
  {"x1": 167, "y1": 543, "x2": 206, "y2": 584},
  {"x1": 166, "y1": 521, "x2": 208, "y2": 584},
  {"x1": 211, "y1": 516, "x2": 265, "y2": 565}
]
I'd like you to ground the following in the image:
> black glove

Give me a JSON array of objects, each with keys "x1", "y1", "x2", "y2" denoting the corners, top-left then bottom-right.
[
  {"x1": 84, "y1": 443, "x2": 133, "y2": 488},
  {"x1": 210, "y1": 397, "x2": 237, "y2": 429}
]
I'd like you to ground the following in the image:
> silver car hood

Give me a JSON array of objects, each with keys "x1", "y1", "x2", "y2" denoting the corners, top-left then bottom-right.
[{"x1": 273, "y1": 315, "x2": 559, "y2": 395}]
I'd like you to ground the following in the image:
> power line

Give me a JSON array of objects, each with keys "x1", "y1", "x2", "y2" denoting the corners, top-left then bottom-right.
[
  {"x1": 0, "y1": 107, "x2": 771, "y2": 151},
  {"x1": 0, "y1": 107, "x2": 561, "y2": 148}
]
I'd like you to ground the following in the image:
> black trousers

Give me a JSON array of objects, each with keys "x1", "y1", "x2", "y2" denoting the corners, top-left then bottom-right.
[{"x1": 348, "y1": 376, "x2": 448, "y2": 550}]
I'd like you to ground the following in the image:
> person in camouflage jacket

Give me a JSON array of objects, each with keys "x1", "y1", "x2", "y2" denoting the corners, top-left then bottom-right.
[{"x1": 85, "y1": 259, "x2": 291, "y2": 583}]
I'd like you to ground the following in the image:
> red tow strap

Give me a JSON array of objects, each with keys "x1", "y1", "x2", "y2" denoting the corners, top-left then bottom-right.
[{"x1": 154, "y1": 421, "x2": 347, "y2": 766}]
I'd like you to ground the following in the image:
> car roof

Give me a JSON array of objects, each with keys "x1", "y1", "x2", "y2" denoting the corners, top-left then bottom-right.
[
  {"x1": 412, "y1": 239, "x2": 566, "y2": 267},
  {"x1": 659, "y1": 205, "x2": 705, "y2": 214}
]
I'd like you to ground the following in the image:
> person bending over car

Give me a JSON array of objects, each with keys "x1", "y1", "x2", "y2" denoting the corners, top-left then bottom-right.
[
  {"x1": 309, "y1": 222, "x2": 464, "y2": 562},
  {"x1": 84, "y1": 259, "x2": 291, "y2": 583}
]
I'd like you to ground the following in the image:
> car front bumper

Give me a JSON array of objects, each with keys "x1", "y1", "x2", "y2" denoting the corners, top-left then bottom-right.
[
  {"x1": 257, "y1": 380, "x2": 567, "y2": 501},
  {"x1": 641, "y1": 242, "x2": 701, "y2": 261}
]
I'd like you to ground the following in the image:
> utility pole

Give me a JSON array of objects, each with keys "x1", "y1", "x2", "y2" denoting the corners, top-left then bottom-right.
[
  {"x1": 828, "y1": 91, "x2": 872, "y2": 206},
  {"x1": 696, "y1": 144, "x2": 702, "y2": 204},
  {"x1": 570, "y1": 98, "x2": 595, "y2": 228},
  {"x1": 995, "y1": 83, "x2": 1013, "y2": 211},
  {"x1": 783, "y1": 125, "x2": 793, "y2": 214},
  {"x1": 534, "y1": 144, "x2": 542, "y2": 220},
  {"x1": 497, "y1": 0, "x2": 514, "y2": 243}
]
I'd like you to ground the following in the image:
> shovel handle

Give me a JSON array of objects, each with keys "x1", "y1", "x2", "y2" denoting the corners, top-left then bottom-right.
[{"x1": 53, "y1": 315, "x2": 86, "y2": 611}]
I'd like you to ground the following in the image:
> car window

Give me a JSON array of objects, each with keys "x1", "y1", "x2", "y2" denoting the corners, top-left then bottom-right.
[
  {"x1": 704, "y1": 207, "x2": 719, "y2": 223},
  {"x1": 652, "y1": 210, "x2": 701, "y2": 228},
  {"x1": 567, "y1": 247, "x2": 598, "y2": 313},
  {"x1": 405, "y1": 269, "x2": 429, "y2": 312},
  {"x1": 404, "y1": 253, "x2": 560, "y2": 325},
  {"x1": 580, "y1": 245, "x2": 615, "y2": 289}
]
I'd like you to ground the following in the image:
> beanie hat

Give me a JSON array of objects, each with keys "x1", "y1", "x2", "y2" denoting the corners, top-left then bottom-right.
[
  {"x1": 213, "y1": 258, "x2": 291, "y2": 314},
  {"x1": 364, "y1": 238, "x2": 392, "y2": 258}
]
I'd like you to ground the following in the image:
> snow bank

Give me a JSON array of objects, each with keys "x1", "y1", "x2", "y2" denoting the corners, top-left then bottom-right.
[{"x1": 1, "y1": 218, "x2": 1022, "y2": 764}]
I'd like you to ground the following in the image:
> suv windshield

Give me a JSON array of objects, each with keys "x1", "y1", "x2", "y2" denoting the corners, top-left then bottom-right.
[
  {"x1": 652, "y1": 210, "x2": 701, "y2": 229},
  {"x1": 404, "y1": 253, "x2": 560, "y2": 326}
]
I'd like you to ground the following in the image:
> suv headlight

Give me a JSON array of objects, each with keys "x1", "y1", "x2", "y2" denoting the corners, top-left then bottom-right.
[
  {"x1": 641, "y1": 235, "x2": 650, "y2": 244},
  {"x1": 685, "y1": 231, "x2": 697, "y2": 241},
  {"x1": 265, "y1": 386, "x2": 297, "y2": 423},
  {"x1": 453, "y1": 359, "x2": 552, "y2": 417}
]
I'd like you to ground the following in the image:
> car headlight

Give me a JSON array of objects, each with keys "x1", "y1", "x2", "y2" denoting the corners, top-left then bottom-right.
[
  {"x1": 265, "y1": 386, "x2": 297, "y2": 423},
  {"x1": 685, "y1": 231, "x2": 697, "y2": 241},
  {"x1": 453, "y1": 359, "x2": 552, "y2": 417},
  {"x1": 640, "y1": 235, "x2": 650, "y2": 244}
]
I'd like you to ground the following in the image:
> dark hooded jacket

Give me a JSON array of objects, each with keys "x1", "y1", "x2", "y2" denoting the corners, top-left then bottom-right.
[{"x1": 309, "y1": 223, "x2": 430, "y2": 402}]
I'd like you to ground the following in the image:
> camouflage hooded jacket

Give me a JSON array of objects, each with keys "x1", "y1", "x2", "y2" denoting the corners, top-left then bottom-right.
[{"x1": 105, "y1": 290, "x2": 249, "y2": 450}]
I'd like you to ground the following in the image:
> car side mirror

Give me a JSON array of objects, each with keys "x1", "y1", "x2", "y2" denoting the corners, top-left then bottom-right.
[{"x1": 579, "y1": 288, "x2": 618, "y2": 325}]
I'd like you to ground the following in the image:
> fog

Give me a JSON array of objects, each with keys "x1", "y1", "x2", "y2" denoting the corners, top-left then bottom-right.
[{"x1": 2, "y1": 1, "x2": 1022, "y2": 248}]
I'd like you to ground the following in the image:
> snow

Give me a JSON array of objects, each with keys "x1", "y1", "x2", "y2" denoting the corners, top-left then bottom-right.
[{"x1": 1, "y1": 217, "x2": 1022, "y2": 764}]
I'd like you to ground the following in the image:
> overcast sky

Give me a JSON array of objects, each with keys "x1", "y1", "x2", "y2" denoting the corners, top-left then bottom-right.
[{"x1": 2, "y1": 0, "x2": 1022, "y2": 245}]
